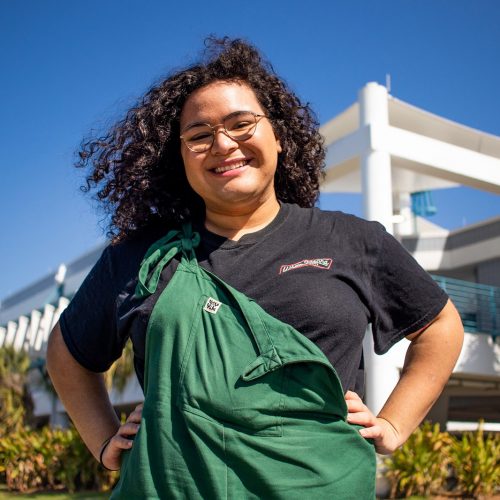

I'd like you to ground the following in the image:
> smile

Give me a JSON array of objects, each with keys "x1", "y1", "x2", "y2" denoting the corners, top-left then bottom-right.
[{"x1": 212, "y1": 160, "x2": 250, "y2": 174}]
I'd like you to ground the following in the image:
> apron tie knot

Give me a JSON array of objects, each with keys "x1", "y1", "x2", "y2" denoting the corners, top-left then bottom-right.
[
  {"x1": 135, "y1": 224, "x2": 200, "y2": 298},
  {"x1": 181, "y1": 228, "x2": 200, "y2": 253}
]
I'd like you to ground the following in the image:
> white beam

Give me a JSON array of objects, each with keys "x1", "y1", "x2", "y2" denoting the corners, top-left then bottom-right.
[
  {"x1": 372, "y1": 126, "x2": 500, "y2": 193},
  {"x1": 324, "y1": 126, "x2": 370, "y2": 168}
]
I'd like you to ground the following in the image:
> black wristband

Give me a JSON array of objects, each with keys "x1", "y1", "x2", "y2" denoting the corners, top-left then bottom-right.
[{"x1": 98, "y1": 435, "x2": 117, "y2": 471}]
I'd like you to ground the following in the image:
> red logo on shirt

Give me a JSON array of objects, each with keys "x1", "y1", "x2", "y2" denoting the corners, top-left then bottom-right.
[{"x1": 279, "y1": 258, "x2": 333, "y2": 274}]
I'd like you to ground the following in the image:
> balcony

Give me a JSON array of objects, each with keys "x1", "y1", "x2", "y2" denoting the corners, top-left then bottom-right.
[
  {"x1": 2, "y1": 275, "x2": 499, "y2": 355},
  {"x1": 432, "y1": 275, "x2": 500, "y2": 339}
]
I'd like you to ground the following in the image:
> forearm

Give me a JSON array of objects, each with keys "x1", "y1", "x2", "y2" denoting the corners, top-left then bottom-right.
[
  {"x1": 46, "y1": 323, "x2": 120, "y2": 459},
  {"x1": 377, "y1": 299, "x2": 464, "y2": 446}
]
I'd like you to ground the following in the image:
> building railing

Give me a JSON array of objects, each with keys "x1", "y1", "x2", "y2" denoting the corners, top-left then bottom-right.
[
  {"x1": 1, "y1": 276, "x2": 499, "y2": 355},
  {"x1": 432, "y1": 275, "x2": 499, "y2": 339},
  {"x1": 0, "y1": 296, "x2": 70, "y2": 356}
]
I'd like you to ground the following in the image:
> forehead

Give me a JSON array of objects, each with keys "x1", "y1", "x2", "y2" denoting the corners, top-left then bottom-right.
[{"x1": 180, "y1": 81, "x2": 264, "y2": 127}]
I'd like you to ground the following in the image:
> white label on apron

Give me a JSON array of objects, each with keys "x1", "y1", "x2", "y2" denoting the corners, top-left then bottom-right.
[{"x1": 203, "y1": 297, "x2": 222, "y2": 314}]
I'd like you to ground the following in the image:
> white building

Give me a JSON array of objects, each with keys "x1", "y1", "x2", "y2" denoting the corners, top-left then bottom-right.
[
  {"x1": 321, "y1": 82, "x2": 500, "y2": 430},
  {"x1": 1, "y1": 83, "x2": 499, "y2": 430}
]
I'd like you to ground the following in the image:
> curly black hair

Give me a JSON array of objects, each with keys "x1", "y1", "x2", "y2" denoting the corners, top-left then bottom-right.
[{"x1": 77, "y1": 37, "x2": 325, "y2": 242}]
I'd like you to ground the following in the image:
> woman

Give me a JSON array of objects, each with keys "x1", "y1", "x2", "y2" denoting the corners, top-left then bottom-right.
[{"x1": 47, "y1": 38, "x2": 463, "y2": 498}]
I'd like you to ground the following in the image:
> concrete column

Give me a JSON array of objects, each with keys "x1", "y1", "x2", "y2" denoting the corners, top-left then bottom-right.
[
  {"x1": 359, "y1": 83, "x2": 395, "y2": 415},
  {"x1": 393, "y1": 192, "x2": 415, "y2": 237},
  {"x1": 359, "y1": 82, "x2": 394, "y2": 235}
]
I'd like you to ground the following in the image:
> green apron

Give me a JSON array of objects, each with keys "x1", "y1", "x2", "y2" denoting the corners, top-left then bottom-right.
[{"x1": 111, "y1": 224, "x2": 376, "y2": 499}]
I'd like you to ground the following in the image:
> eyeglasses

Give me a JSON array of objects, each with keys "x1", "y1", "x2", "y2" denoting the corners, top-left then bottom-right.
[{"x1": 180, "y1": 111, "x2": 267, "y2": 153}]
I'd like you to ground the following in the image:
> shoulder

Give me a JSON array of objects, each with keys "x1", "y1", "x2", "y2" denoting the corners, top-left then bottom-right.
[
  {"x1": 283, "y1": 203, "x2": 386, "y2": 243},
  {"x1": 284, "y1": 203, "x2": 381, "y2": 227},
  {"x1": 103, "y1": 225, "x2": 172, "y2": 287}
]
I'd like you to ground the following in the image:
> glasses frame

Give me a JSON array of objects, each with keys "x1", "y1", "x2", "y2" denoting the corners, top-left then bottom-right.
[{"x1": 180, "y1": 111, "x2": 267, "y2": 153}]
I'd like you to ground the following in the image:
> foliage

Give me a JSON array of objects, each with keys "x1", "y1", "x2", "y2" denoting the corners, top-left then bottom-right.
[
  {"x1": 0, "y1": 426, "x2": 117, "y2": 494},
  {"x1": 384, "y1": 420, "x2": 500, "y2": 498},
  {"x1": 0, "y1": 346, "x2": 31, "y2": 435},
  {"x1": 448, "y1": 420, "x2": 500, "y2": 497},
  {"x1": 103, "y1": 339, "x2": 135, "y2": 393},
  {"x1": 0, "y1": 338, "x2": 135, "y2": 494},
  {"x1": 29, "y1": 357, "x2": 57, "y2": 397},
  {"x1": 384, "y1": 421, "x2": 453, "y2": 498}
]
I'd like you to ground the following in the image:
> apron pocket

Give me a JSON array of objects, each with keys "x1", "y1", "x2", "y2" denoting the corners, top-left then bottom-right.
[
  {"x1": 177, "y1": 295, "x2": 285, "y2": 437},
  {"x1": 280, "y1": 362, "x2": 347, "y2": 419}
]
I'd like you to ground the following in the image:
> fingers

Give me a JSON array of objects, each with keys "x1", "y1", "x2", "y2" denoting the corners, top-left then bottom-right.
[
  {"x1": 344, "y1": 390, "x2": 362, "y2": 402},
  {"x1": 345, "y1": 391, "x2": 365, "y2": 415},
  {"x1": 345, "y1": 397, "x2": 367, "y2": 413},
  {"x1": 109, "y1": 432, "x2": 135, "y2": 451},
  {"x1": 363, "y1": 418, "x2": 402, "y2": 455},
  {"x1": 104, "y1": 422, "x2": 139, "y2": 455},
  {"x1": 358, "y1": 424, "x2": 384, "y2": 439},
  {"x1": 344, "y1": 391, "x2": 378, "y2": 428},
  {"x1": 101, "y1": 404, "x2": 143, "y2": 470},
  {"x1": 118, "y1": 421, "x2": 141, "y2": 438},
  {"x1": 126, "y1": 403, "x2": 143, "y2": 424},
  {"x1": 116, "y1": 404, "x2": 143, "y2": 442},
  {"x1": 344, "y1": 394, "x2": 402, "y2": 454},
  {"x1": 347, "y1": 409, "x2": 376, "y2": 427},
  {"x1": 101, "y1": 424, "x2": 138, "y2": 470}
]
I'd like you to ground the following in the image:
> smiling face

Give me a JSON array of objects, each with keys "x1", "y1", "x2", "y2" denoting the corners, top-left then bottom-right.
[{"x1": 180, "y1": 81, "x2": 282, "y2": 216}]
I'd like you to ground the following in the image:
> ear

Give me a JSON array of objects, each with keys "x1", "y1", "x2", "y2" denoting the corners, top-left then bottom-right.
[{"x1": 276, "y1": 137, "x2": 282, "y2": 154}]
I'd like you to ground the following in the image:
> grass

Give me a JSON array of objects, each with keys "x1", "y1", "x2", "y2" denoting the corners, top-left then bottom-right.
[
  {"x1": 0, "y1": 487, "x2": 430, "y2": 499},
  {"x1": 0, "y1": 486, "x2": 431, "y2": 499},
  {"x1": 0, "y1": 486, "x2": 107, "y2": 499}
]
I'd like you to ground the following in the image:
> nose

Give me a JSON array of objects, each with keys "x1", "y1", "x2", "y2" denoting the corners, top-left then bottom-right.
[{"x1": 211, "y1": 128, "x2": 239, "y2": 155}]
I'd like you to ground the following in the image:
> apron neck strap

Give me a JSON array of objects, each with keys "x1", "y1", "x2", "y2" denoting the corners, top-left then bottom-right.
[{"x1": 135, "y1": 223, "x2": 200, "y2": 298}]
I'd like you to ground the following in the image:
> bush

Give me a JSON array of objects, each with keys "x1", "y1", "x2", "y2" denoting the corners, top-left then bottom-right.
[
  {"x1": 384, "y1": 421, "x2": 453, "y2": 498},
  {"x1": 0, "y1": 343, "x2": 134, "y2": 494},
  {"x1": 0, "y1": 346, "x2": 31, "y2": 435},
  {"x1": 384, "y1": 421, "x2": 500, "y2": 499},
  {"x1": 449, "y1": 421, "x2": 500, "y2": 497},
  {"x1": 0, "y1": 426, "x2": 118, "y2": 493}
]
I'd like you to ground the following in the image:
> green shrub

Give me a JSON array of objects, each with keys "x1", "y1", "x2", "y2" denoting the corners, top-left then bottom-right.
[
  {"x1": 384, "y1": 421, "x2": 500, "y2": 498},
  {"x1": 0, "y1": 426, "x2": 118, "y2": 493},
  {"x1": 0, "y1": 343, "x2": 134, "y2": 494},
  {"x1": 449, "y1": 421, "x2": 500, "y2": 497},
  {"x1": 104, "y1": 339, "x2": 134, "y2": 392},
  {"x1": 0, "y1": 346, "x2": 31, "y2": 435},
  {"x1": 384, "y1": 421, "x2": 453, "y2": 498}
]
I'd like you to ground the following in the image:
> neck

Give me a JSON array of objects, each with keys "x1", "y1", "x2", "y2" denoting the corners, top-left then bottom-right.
[{"x1": 204, "y1": 197, "x2": 281, "y2": 241}]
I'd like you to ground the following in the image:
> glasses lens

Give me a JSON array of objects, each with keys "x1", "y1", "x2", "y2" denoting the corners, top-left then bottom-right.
[
  {"x1": 182, "y1": 112, "x2": 261, "y2": 152},
  {"x1": 225, "y1": 112, "x2": 257, "y2": 141},
  {"x1": 183, "y1": 126, "x2": 213, "y2": 152}
]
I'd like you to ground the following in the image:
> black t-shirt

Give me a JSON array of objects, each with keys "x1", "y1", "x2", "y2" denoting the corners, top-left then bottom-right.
[{"x1": 60, "y1": 203, "x2": 448, "y2": 396}]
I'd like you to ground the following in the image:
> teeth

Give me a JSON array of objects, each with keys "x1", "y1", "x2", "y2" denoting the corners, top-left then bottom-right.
[{"x1": 214, "y1": 161, "x2": 248, "y2": 174}]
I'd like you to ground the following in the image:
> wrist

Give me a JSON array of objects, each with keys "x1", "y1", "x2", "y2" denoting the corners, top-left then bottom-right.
[
  {"x1": 376, "y1": 415, "x2": 404, "y2": 452},
  {"x1": 99, "y1": 434, "x2": 118, "y2": 471}
]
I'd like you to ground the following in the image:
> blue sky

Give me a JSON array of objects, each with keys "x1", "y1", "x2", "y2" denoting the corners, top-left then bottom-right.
[{"x1": 1, "y1": 0, "x2": 499, "y2": 300}]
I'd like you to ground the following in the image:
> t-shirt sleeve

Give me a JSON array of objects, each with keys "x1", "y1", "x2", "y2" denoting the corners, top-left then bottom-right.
[
  {"x1": 367, "y1": 224, "x2": 449, "y2": 354},
  {"x1": 59, "y1": 246, "x2": 126, "y2": 372}
]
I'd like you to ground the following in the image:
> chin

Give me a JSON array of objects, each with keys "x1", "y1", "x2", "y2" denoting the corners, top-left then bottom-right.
[{"x1": 207, "y1": 190, "x2": 264, "y2": 208}]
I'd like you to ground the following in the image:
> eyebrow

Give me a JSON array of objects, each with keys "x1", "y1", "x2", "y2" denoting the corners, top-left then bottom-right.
[{"x1": 181, "y1": 110, "x2": 256, "y2": 133}]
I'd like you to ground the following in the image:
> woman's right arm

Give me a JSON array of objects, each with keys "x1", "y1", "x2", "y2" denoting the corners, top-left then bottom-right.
[{"x1": 47, "y1": 322, "x2": 138, "y2": 469}]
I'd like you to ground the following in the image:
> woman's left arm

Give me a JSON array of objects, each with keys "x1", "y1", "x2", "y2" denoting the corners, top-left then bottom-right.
[{"x1": 346, "y1": 298, "x2": 464, "y2": 455}]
